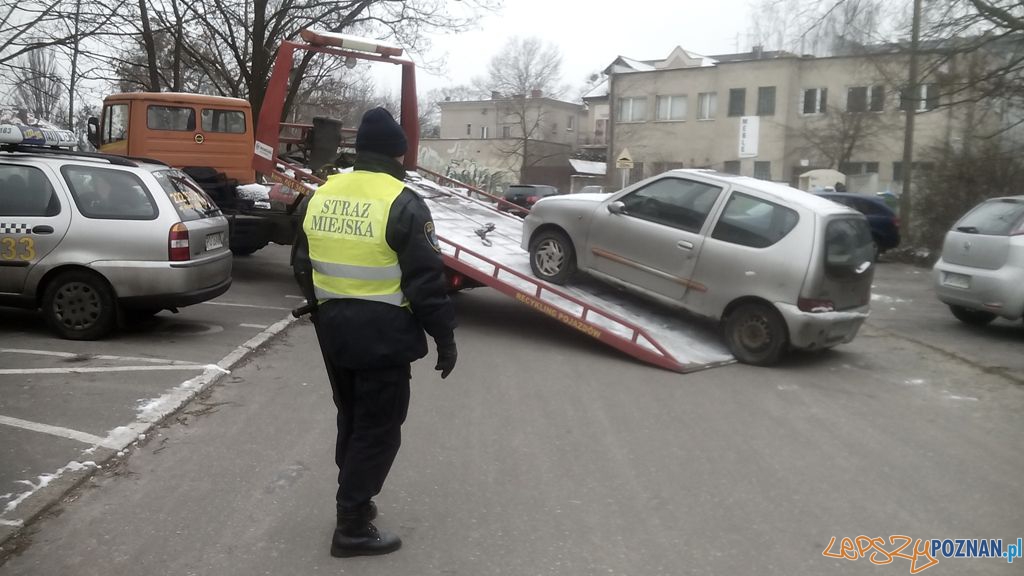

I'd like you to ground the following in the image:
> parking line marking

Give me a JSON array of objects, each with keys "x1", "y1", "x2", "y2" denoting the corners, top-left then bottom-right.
[
  {"x1": 240, "y1": 323, "x2": 269, "y2": 329},
  {"x1": 0, "y1": 348, "x2": 199, "y2": 365},
  {"x1": 0, "y1": 365, "x2": 215, "y2": 375},
  {"x1": 0, "y1": 415, "x2": 117, "y2": 449},
  {"x1": 199, "y1": 301, "x2": 291, "y2": 311}
]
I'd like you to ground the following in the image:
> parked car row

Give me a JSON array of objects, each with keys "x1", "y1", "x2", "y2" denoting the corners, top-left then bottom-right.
[{"x1": 1, "y1": 143, "x2": 232, "y2": 340}]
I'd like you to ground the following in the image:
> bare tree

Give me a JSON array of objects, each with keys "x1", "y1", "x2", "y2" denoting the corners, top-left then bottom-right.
[
  {"x1": 105, "y1": 0, "x2": 501, "y2": 127},
  {"x1": 13, "y1": 48, "x2": 64, "y2": 121},
  {"x1": 478, "y1": 36, "x2": 568, "y2": 182},
  {"x1": 478, "y1": 36, "x2": 566, "y2": 98},
  {"x1": 793, "y1": 104, "x2": 890, "y2": 169}
]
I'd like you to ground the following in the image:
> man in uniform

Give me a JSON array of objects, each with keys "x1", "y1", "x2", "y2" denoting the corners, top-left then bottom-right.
[{"x1": 292, "y1": 107, "x2": 458, "y2": 558}]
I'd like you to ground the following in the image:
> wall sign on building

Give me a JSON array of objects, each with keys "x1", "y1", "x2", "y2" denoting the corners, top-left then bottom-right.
[{"x1": 738, "y1": 116, "x2": 759, "y2": 158}]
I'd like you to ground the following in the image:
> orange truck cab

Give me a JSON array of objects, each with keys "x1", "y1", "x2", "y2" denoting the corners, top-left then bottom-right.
[{"x1": 89, "y1": 92, "x2": 255, "y2": 184}]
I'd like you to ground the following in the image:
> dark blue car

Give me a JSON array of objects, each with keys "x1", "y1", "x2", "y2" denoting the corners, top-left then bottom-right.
[{"x1": 817, "y1": 192, "x2": 901, "y2": 255}]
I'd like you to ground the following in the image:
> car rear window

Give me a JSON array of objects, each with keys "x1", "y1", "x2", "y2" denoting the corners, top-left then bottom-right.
[
  {"x1": 61, "y1": 165, "x2": 158, "y2": 220},
  {"x1": 712, "y1": 192, "x2": 798, "y2": 248},
  {"x1": 152, "y1": 169, "x2": 221, "y2": 222},
  {"x1": 954, "y1": 199, "x2": 1024, "y2": 235},
  {"x1": 825, "y1": 217, "x2": 875, "y2": 279}
]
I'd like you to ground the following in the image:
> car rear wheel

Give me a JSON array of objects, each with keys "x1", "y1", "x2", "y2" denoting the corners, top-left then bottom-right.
[
  {"x1": 723, "y1": 303, "x2": 789, "y2": 366},
  {"x1": 42, "y1": 271, "x2": 117, "y2": 340},
  {"x1": 529, "y1": 230, "x2": 576, "y2": 285},
  {"x1": 949, "y1": 305, "x2": 996, "y2": 326}
]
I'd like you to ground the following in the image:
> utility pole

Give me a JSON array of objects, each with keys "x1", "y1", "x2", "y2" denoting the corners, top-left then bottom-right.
[{"x1": 899, "y1": 0, "x2": 922, "y2": 240}]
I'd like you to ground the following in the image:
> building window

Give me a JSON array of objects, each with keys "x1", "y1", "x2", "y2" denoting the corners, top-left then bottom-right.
[
  {"x1": 697, "y1": 92, "x2": 717, "y2": 120},
  {"x1": 567, "y1": 115, "x2": 574, "y2": 131},
  {"x1": 848, "y1": 86, "x2": 885, "y2": 112},
  {"x1": 502, "y1": 125, "x2": 511, "y2": 138},
  {"x1": 656, "y1": 95, "x2": 687, "y2": 121},
  {"x1": 754, "y1": 161, "x2": 771, "y2": 180},
  {"x1": 480, "y1": 126, "x2": 489, "y2": 139},
  {"x1": 466, "y1": 123, "x2": 472, "y2": 136},
  {"x1": 900, "y1": 84, "x2": 939, "y2": 112},
  {"x1": 756, "y1": 87, "x2": 776, "y2": 116},
  {"x1": 892, "y1": 161, "x2": 934, "y2": 181},
  {"x1": 617, "y1": 97, "x2": 647, "y2": 122},
  {"x1": 839, "y1": 161, "x2": 880, "y2": 175},
  {"x1": 728, "y1": 88, "x2": 746, "y2": 117},
  {"x1": 723, "y1": 160, "x2": 741, "y2": 175},
  {"x1": 802, "y1": 87, "x2": 828, "y2": 114}
]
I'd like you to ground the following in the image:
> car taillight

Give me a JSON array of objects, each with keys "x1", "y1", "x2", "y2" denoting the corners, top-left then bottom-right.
[
  {"x1": 798, "y1": 297, "x2": 835, "y2": 313},
  {"x1": 169, "y1": 223, "x2": 190, "y2": 261},
  {"x1": 526, "y1": 195, "x2": 539, "y2": 204}
]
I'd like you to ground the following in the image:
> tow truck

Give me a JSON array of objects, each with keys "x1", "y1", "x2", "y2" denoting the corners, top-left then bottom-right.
[{"x1": 73, "y1": 29, "x2": 731, "y2": 372}]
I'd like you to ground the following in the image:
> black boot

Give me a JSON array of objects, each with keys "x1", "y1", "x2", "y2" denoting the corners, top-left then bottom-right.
[{"x1": 331, "y1": 503, "x2": 401, "y2": 558}]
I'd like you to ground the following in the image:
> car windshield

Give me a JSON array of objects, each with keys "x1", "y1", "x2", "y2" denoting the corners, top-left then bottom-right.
[
  {"x1": 152, "y1": 169, "x2": 221, "y2": 222},
  {"x1": 825, "y1": 217, "x2": 874, "y2": 278},
  {"x1": 954, "y1": 199, "x2": 1024, "y2": 235}
]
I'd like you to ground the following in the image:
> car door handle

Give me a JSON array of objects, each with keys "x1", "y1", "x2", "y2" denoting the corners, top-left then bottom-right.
[
  {"x1": 677, "y1": 240, "x2": 694, "y2": 250},
  {"x1": 32, "y1": 225, "x2": 54, "y2": 234}
]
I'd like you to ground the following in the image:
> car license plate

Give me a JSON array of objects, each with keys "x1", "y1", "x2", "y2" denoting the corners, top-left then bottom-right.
[
  {"x1": 943, "y1": 272, "x2": 970, "y2": 289},
  {"x1": 205, "y1": 233, "x2": 224, "y2": 251}
]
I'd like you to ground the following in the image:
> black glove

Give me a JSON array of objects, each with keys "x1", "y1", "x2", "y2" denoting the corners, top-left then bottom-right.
[{"x1": 434, "y1": 341, "x2": 457, "y2": 379}]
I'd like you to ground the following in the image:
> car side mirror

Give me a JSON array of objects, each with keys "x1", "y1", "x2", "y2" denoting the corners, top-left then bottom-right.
[
  {"x1": 86, "y1": 117, "x2": 100, "y2": 147},
  {"x1": 607, "y1": 201, "x2": 626, "y2": 215}
]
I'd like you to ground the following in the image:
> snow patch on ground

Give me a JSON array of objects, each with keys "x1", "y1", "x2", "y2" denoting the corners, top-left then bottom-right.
[
  {"x1": 872, "y1": 293, "x2": 910, "y2": 304},
  {"x1": 1, "y1": 460, "x2": 99, "y2": 517}
]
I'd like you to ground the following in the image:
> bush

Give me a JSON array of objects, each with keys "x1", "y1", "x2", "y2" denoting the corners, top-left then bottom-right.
[{"x1": 915, "y1": 137, "x2": 1024, "y2": 251}]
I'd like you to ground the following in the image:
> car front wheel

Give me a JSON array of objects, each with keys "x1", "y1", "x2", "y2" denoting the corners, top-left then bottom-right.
[
  {"x1": 949, "y1": 305, "x2": 996, "y2": 326},
  {"x1": 529, "y1": 230, "x2": 576, "y2": 285},
  {"x1": 723, "y1": 302, "x2": 789, "y2": 366},
  {"x1": 42, "y1": 270, "x2": 117, "y2": 340}
]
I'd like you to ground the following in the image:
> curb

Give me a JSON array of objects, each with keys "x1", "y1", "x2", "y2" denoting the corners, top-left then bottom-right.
[{"x1": 0, "y1": 314, "x2": 300, "y2": 557}]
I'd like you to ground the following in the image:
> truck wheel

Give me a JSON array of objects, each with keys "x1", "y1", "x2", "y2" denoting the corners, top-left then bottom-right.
[
  {"x1": 529, "y1": 230, "x2": 576, "y2": 285},
  {"x1": 723, "y1": 303, "x2": 788, "y2": 366},
  {"x1": 42, "y1": 271, "x2": 117, "y2": 340},
  {"x1": 949, "y1": 305, "x2": 996, "y2": 326}
]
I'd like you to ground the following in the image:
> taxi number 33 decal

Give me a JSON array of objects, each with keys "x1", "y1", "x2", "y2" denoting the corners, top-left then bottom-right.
[{"x1": 0, "y1": 236, "x2": 36, "y2": 261}]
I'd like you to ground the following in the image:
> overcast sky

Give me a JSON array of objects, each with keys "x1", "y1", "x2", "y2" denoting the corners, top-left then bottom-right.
[{"x1": 378, "y1": 0, "x2": 757, "y2": 98}]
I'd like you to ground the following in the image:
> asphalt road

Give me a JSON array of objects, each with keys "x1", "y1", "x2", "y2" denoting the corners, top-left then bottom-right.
[
  {"x1": 0, "y1": 244, "x2": 301, "y2": 541},
  {"x1": 0, "y1": 253, "x2": 1022, "y2": 575}
]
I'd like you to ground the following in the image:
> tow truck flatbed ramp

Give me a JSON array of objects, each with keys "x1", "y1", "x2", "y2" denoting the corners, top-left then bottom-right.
[{"x1": 408, "y1": 175, "x2": 734, "y2": 373}]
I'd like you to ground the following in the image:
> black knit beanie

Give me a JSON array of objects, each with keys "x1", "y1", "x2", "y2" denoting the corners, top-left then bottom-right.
[{"x1": 355, "y1": 107, "x2": 408, "y2": 158}]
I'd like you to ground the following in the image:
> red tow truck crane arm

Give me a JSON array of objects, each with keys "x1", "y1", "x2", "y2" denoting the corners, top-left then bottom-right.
[{"x1": 252, "y1": 28, "x2": 419, "y2": 184}]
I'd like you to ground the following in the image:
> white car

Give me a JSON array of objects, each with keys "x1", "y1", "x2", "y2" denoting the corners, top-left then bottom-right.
[
  {"x1": 933, "y1": 195, "x2": 1024, "y2": 325},
  {"x1": 521, "y1": 169, "x2": 875, "y2": 365}
]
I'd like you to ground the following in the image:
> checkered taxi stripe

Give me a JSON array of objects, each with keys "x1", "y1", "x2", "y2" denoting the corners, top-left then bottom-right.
[{"x1": 0, "y1": 223, "x2": 31, "y2": 234}]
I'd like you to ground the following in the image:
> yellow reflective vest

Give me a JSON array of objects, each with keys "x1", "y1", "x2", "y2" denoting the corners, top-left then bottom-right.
[{"x1": 302, "y1": 171, "x2": 408, "y2": 307}]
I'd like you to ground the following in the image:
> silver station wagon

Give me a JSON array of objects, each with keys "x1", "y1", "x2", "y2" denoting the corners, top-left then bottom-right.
[
  {"x1": 0, "y1": 144, "x2": 232, "y2": 340},
  {"x1": 522, "y1": 169, "x2": 875, "y2": 365}
]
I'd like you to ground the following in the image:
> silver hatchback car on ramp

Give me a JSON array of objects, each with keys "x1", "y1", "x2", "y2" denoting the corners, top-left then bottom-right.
[
  {"x1": 0, "y1": 142, "x2": 232, "y2": 340},
  {"x1": 522, "y1": 169, "x2": 875, "y2": 366}
]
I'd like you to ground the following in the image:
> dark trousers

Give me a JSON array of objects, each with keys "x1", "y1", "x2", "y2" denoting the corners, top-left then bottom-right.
[{"x1": 327, "y1": 358, "x2": 411, "y2": 512}]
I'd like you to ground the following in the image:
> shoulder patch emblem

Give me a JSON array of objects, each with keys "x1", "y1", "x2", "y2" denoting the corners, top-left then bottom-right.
[{"x1": 424, "y1": 221, "x2": 441, "y2": 253}]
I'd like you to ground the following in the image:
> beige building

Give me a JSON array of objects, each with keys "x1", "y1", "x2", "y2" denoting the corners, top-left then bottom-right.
[
  {"x1": 419, "y1": 92, "x2": 586, "y2": 192},
  {"x1": 594, "y1": 45, "x2": 1004, "y2": 192}
]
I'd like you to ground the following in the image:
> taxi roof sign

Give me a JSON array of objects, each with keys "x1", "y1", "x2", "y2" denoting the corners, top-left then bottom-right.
[{"x1": 0, "y1": 124, "x2": 77, "y2": 148}]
